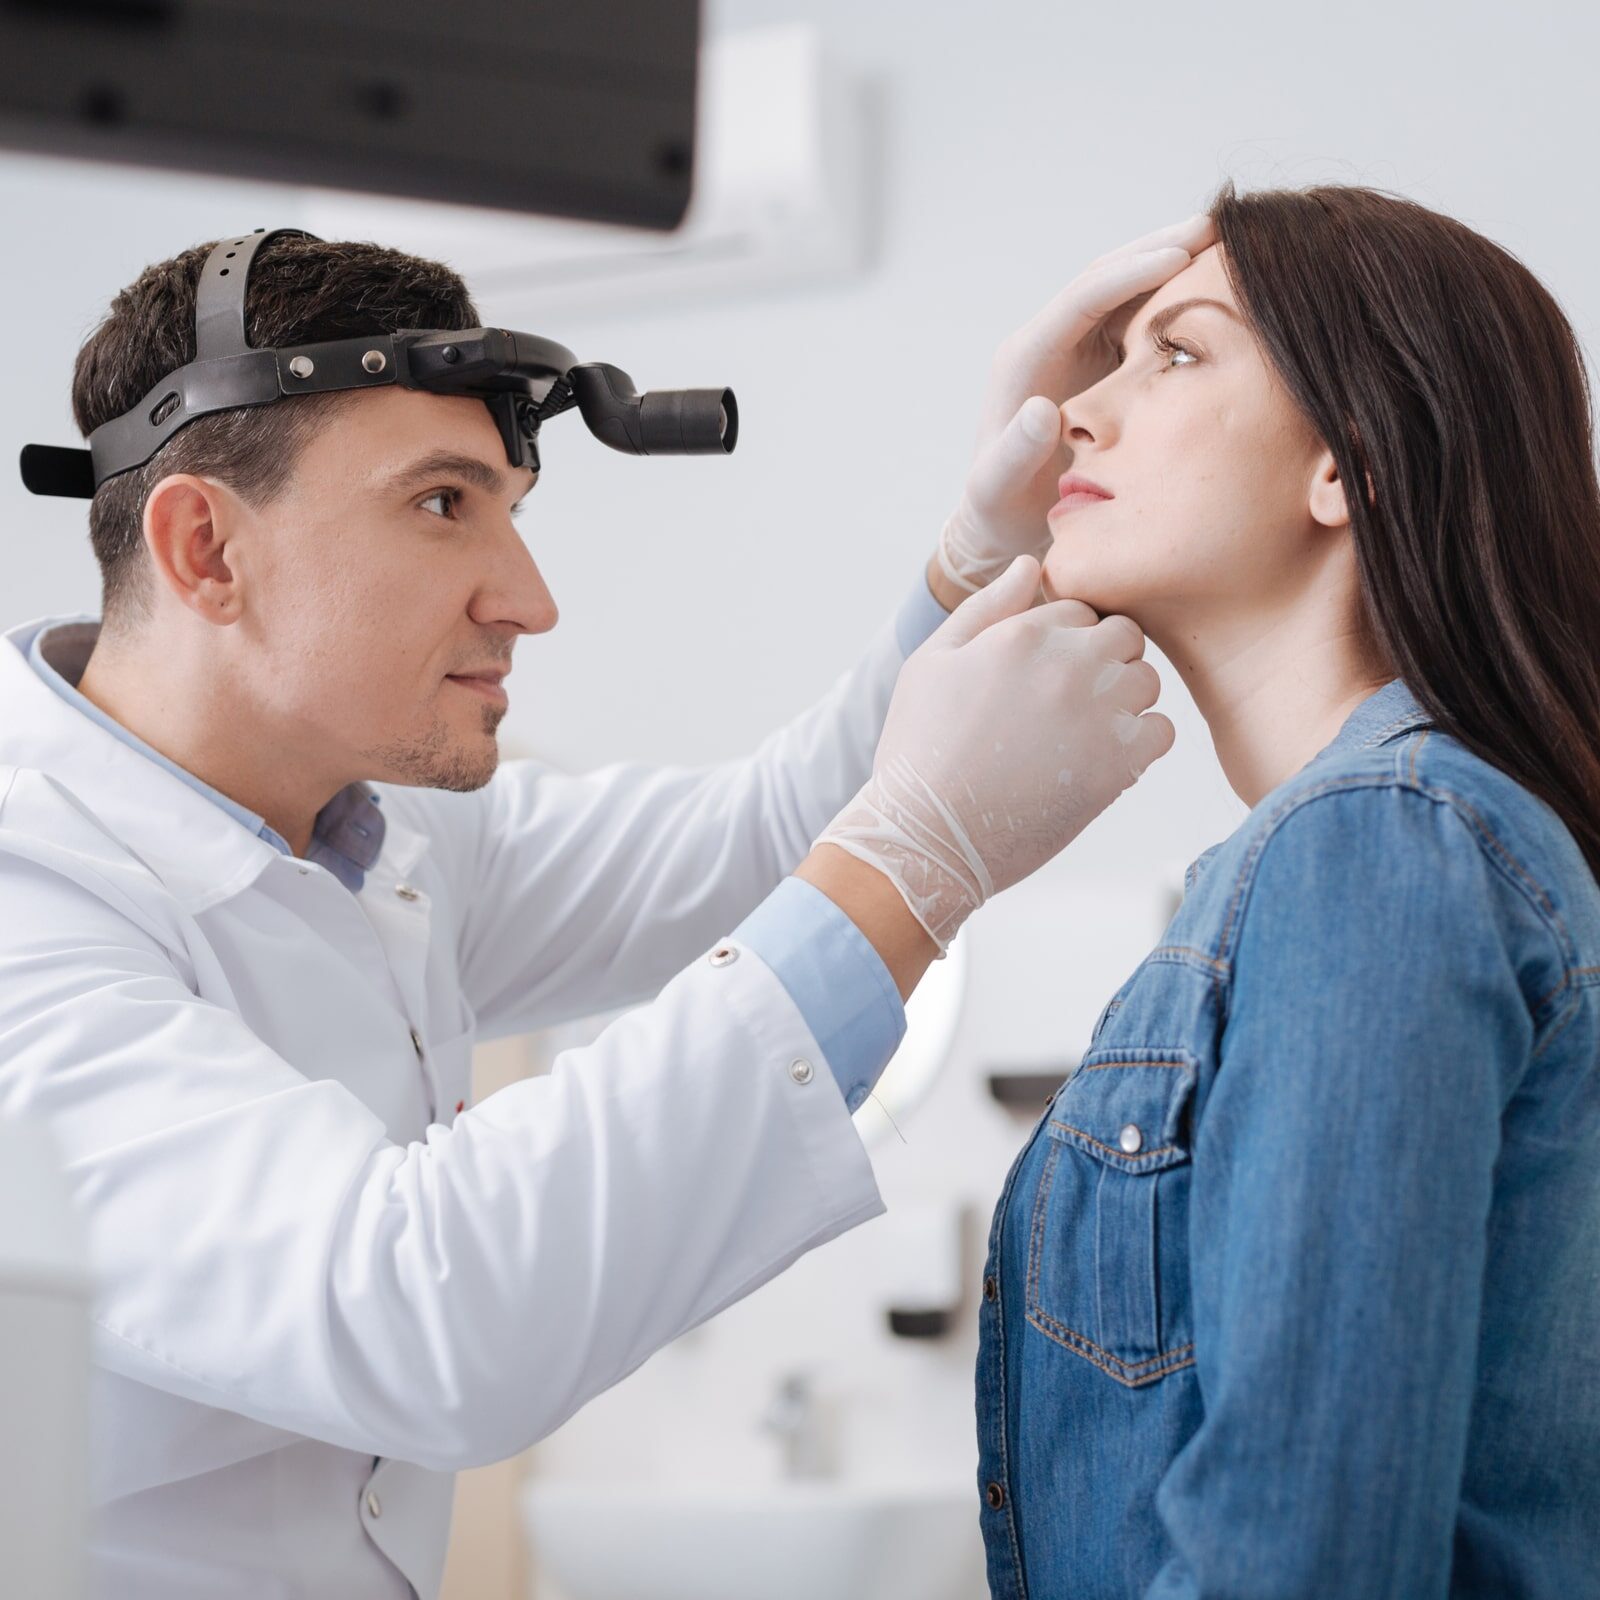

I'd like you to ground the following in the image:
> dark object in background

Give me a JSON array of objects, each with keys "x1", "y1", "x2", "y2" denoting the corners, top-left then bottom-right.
[
  {"x1": 985, "y1": 1066, "x2": 1077, "y2": 1113},
  {"x1": 0, "y1": 0, "x2": 699, "y2": 228}
]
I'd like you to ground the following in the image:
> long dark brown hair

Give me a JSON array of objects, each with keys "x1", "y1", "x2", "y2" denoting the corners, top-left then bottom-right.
[{"x1": 1209, "y1": 180, "x2": 1600, "y2": 882}]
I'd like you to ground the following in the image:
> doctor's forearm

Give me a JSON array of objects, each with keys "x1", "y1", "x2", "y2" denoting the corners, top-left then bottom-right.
[{"x1": 793, "y1": 842, "x2": 939, "y2": 1002}]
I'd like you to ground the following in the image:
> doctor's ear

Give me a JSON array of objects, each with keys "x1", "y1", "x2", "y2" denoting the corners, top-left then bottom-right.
[{"x1": 142, "y1": 473, "x2": 244, "y2": 621}]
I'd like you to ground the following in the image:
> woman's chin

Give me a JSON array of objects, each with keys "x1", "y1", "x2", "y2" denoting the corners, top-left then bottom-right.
[{"x1": 1042, "y1": 552, "x2": 1119, "y2": 612}]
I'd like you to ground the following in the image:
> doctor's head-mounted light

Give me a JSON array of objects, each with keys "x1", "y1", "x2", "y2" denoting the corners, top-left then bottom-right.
[{"x1": 19, "y1": 226, "x2": 738, "y2": 500}]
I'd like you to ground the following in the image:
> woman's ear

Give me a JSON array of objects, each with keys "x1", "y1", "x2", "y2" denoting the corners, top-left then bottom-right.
[
  {"x1": 1308, "y1": 448, "x2": 1350, "y2": 531},
  {"x1": 1308, "y1": 441, "x2": 1377, "y2": 531}
]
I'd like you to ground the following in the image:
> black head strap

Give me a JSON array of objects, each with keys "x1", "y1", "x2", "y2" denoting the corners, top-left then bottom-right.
[{"x1": 194, "y1": 226, "x2": 307, "y2": 359}]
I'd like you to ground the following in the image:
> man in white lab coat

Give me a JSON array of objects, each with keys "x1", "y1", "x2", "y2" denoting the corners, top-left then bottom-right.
[{"x1": 0, "y1": 216, "x2": 1212, "y2": 1598}]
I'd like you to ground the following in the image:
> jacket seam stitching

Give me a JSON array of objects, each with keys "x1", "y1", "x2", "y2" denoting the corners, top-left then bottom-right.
[
  {"x1": 1025, "y1": 1307, "x2": 1197, "y2": 1386},
  {"x1": 1213, "y1": 765, "x2": 1576, "y2": 1012}
]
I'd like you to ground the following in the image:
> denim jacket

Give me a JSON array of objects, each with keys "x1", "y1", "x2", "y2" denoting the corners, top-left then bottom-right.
[{"x1": 975, "y1": 679, "x2": 1600, "y2": 1599}]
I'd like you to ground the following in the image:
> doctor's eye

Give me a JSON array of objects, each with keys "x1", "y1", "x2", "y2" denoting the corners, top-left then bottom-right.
[{"x1": 419, "y1": 487, "x2": 464, "y2": 519}]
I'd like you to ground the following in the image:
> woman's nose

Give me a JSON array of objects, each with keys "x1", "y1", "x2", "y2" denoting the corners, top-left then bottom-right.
[{"x1": 1060, "y1": 395, "x2": 1097, "y2": 446}]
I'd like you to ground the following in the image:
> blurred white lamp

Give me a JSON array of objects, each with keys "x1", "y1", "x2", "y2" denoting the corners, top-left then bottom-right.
[{"x1": 851, "y1": 933, "x2": 967, "y2": 1146}]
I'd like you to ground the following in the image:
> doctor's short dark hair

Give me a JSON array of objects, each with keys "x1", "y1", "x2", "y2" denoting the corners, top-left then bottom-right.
[{"x1": 71, "y1": 233, "x2": 481, "y2": 633}]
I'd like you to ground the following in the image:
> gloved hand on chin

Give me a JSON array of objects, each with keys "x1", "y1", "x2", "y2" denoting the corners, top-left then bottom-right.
[{"x1": 817, "y1": 554, "x2": 1174, "y2": 952}]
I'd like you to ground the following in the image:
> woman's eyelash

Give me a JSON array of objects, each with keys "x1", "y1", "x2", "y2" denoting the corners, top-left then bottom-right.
[
  {"x1": 1151, "y1": 331, "x2": 1198, "y2": 368},
  {"x1": 1112, "y1": 331, "x2": 1199, "y2": 367}
]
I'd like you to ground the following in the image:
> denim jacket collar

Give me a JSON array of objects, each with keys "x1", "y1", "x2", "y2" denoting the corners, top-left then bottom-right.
[
  {"x1": 1318, "y1": 677, "x2": 1434, "y2": 757},
  {"x1": 1184, "y1": 679, "x2": 1433, "y2": 893}
]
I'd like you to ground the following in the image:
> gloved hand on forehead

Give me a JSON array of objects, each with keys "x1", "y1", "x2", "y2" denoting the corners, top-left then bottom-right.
[
  {"x1": 816, "y1": 555, "x2": 1173, "y2": 951},
  {"x1": 937, "y1": 211, "x2": 1218, "y2": 594}
]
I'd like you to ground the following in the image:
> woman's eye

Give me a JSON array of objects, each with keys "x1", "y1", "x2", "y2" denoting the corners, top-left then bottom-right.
[
  {"x1": 1152, "y1": 334, "x2": 1198, "y2": 370},
  {"x1": 419, "y1": 488, "x2": 462, "y2": 519}
]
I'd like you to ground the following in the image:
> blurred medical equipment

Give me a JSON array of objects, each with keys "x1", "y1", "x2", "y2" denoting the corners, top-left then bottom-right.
[
  {"x1": 0, "y1": 0, "x2": 699, "y2": 227},
  {"x1": 20, "y1": 226, "x2": 736, "y2": 500},
  {"x1": 523, "y1": 1480, "x2": 985, "y2": 1600},
  {"x1": 760, "y1": 1371, "x2": 832, "y2": 1481},
  {"x1": 879, "y1": 1200, "x2": 966, "y2": 1340},
  {"x1": 0, "y1": 1116, "x2": 89, "y2": 1600}
]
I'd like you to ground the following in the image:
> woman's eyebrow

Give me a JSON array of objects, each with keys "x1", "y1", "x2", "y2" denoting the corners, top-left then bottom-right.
[{"x1": 1116, "y1": 297, "x2": 1241, "y2": 359}]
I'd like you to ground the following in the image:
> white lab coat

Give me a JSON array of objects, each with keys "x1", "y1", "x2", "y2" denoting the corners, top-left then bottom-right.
[{"x1": 0, "y1": 603, "x2": 911, "y2": 1600}]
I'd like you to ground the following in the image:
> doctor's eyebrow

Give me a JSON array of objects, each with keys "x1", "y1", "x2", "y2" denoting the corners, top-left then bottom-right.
[
  {"x1": 382, "y1": 451, "x2": 534, "y2": 503},
  {"x1": 1116, "y1": 296, "x2": 1242, "y2": 359}
]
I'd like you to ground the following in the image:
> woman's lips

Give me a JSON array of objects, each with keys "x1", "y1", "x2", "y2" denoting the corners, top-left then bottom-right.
[
  {"x1": 447, "y1": 675, "x2": 509, "y2": 709},
  {"x1": 1051, "y1": 472, "x2": 1114, "y2": 515}
]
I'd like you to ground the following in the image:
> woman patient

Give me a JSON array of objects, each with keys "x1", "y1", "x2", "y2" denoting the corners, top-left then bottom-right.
[{"x1": 974, "y1": 182, "x2": 1600, "y2": 1598}]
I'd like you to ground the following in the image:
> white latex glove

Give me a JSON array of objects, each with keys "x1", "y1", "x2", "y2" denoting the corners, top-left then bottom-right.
[
  {"x1": 816, "y1": 555, "x2": 1174, "y2": 950},
  {"x1": 938, "y1": 211, "x2": 1219, "y2": 593}
]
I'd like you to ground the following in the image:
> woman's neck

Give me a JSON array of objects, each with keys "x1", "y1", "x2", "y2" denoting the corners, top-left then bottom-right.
[{"x1": 1151, "y1": 597, "x2": 1393, "y2": 809}]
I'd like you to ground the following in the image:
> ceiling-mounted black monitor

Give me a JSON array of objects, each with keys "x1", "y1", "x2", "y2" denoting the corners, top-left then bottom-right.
[{"x1": 0, "y1": 0, "x2": 700, "y2": 229}]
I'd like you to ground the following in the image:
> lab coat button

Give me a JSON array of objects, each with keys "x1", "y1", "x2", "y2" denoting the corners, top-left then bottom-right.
[
  {"x1": 295, "y1": 863, "x2": 311, "y2": 876},
  {"x1": 395, "y1": 882, "x2": 420, "y2": 901},
  {"x1": 1118, "y1": 1122, "x2": 1144, "y2": 1155},
  {"x1": 789, "y1": 1058, "x2": 814, "y2": 1086},
  {"x1": 708, "y1": 944, "x2": 739, "y2": 967},
  {"x1": 365, "y1": 1490, "x2": 382, "y2": 1519},
  {"x1": 409, "y1": 1027, "x2": 423, "y2": 1058}
]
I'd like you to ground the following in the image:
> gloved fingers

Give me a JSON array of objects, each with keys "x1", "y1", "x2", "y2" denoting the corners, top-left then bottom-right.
[
  {"x1": 929, "y1": 553, "x2": 1042, "y2": 648},
  {"x1": 963, "y1": 395, "x2": 1062, "y2": 514},
  {"x1": 1118, "y1": 709, "x2": 1177, "y2": 778},
  {"x1": 1008, "y1": 247, "x2": 1192, "y2": 374},
  {"x1": 1029, "y1": 594, "x2": 1101, "y2": 630},
  {"x1": 1089, "y1": 612, "x2": 1147, "y2": 662},
  {"x1": 1086, "y1": 211, "x2": 1216, "y2": 273},
  {"x1": 1098, "y1": 657, "x2": 1162, "y2": 714}
]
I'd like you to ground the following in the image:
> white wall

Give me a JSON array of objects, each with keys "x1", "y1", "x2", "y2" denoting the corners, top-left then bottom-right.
[{"x1": 3, "y1": 0, "x2": 1595, "y2": 1592}]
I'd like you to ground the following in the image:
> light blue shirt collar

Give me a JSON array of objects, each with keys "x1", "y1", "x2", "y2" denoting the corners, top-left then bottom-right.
[{"x1": 26, "y1": 618, "x2": 385, "y2": 893}]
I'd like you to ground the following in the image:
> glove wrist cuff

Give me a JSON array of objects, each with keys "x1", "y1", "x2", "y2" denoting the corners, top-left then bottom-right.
[{"x1": 816, "y1": 769, "x2": 991, "y2": 952}]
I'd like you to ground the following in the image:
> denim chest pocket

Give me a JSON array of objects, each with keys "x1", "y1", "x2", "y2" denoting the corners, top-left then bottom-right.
[{"x1": 1026, "y1": 1048, "x2": 1197, "y2": 1387}]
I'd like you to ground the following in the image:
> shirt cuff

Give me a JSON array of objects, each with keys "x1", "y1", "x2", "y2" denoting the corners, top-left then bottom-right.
[
  {"x1": 733, "y1": 875, "x2": 907, "y2": 1114},
  {"x1": 893, "y1": 570, "x2": 953, "y2": 658}
]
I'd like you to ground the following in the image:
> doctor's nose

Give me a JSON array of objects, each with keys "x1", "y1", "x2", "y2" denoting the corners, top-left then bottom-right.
[{"x1": 475, "y1": 531, "x2": 559, "y2": 637}]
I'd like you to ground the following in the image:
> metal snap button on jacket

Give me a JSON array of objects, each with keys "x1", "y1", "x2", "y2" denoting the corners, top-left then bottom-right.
[
  {"x1": 395, "y1": 882, "x2": 420, "y2": 901},
  {"x1": 789, "y1": 1058, "x2": 814, "y2": 1085},
  {"x1": 708, "y1": 943, "x2": 739, "y2": 967}
]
